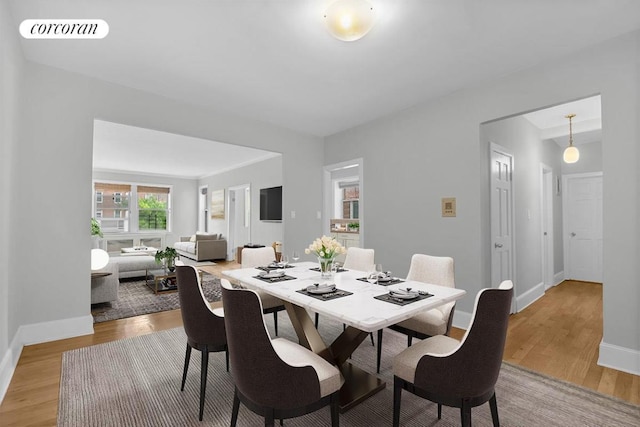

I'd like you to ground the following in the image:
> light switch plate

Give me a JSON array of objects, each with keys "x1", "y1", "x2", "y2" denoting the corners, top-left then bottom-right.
[{"x1": 442, "y1": 197, "x2": 456, "y2": 217}]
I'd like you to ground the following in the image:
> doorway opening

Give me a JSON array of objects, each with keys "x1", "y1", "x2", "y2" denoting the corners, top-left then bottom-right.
[{"x1": 483, "y1": 94, "x2": 602, "y2": 312}]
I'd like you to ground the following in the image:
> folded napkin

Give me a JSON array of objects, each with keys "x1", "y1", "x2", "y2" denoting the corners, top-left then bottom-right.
[
  {"x1": 260, "y1": 270, "x2": 285, "y2": 279},
  {"x1": 306, "y1": 284, "x2": 336, "y2": 293}
]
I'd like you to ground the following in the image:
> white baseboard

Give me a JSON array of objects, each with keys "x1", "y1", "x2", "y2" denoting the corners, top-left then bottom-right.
[
  {"x1": 18, "y1": 315, "x2": 94, "y2": 346},
  {"x1": 516, "y1": 282, "x2": 545, "y2": 312},
  {"x1": 598, "y1": 340, "x2": 640, "y2": 376},
  {"x1": 0, "y1": 315, "x2": 94, "y2": 403},
  {"x1": 0, "y1": 332, "x2": 23, "y2": 405},
  {"x1": 554, "y1": 271, "x2": 565, "y2": 286}
]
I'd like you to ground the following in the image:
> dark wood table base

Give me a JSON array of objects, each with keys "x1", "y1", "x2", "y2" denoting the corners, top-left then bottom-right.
[{"x1": 284, "y1": 302, "x2": 387, "y2": 412}]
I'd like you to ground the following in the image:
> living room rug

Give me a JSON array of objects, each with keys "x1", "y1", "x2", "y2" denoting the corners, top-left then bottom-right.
[
  {"x1": 58, "y1": 317, "x2": 639, "y2": 426},
  {"x1": 91, "y1": 274, "x2": 221, "y2": 323}
]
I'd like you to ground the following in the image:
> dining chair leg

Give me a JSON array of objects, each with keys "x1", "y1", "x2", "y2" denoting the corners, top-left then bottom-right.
[
  {"x1": 376, "y1": 329, "x2": 383, "y2": 373},
  {"x1": 437, "y1": 403, "x2": 442, "y2": 419},
  {"x1": 315, "y1": 312, "x2": 319, "y2": 329},
  {"x1": 330, "y1": 392, "x2": 340, "y2": 427},
  {"x1": 407, "y1": 333, "x2": 413, "y2": 347},
  {"x1": 489, "y1": 393, "x2": 500, "y2": 426},
  {"x1": 460, "y1": 399, "x2": 472, "y2": 427},
  {"x1": 181, "y1": 344, "x2": 191, "y2": 391},
  {"x1": 369, "y1": 332, "x2": 374, "y2": 346},
  {"x1": 199, "y1": 347, "x2": 209, "y2": 421},
  {"x1": 273, "y1": 312, "x2": 278, "y2": 336},
  {"x1": 265, "y1": 410, "x2": 275, "y2": 427},
  {"x1": 392, "y1": 377, "x2": 402, "y2": 427},
  {"x1": 231, "y1": 388, "x2": 240, "y2": 427},
  {"x1": 225, "y1": 348, "x2": 230, "y2": 372}
]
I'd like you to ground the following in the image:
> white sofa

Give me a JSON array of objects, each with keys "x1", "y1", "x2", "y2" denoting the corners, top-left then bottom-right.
[
  {"x1": 110, "y1": 254, "x2": 160, "y2": 279},
  {"x1": 174, "y1": 233, "x2": 227, "y2": 261}
]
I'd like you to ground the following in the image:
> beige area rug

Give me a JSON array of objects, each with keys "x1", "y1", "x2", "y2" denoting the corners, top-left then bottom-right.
[
  {"x1": 58, "y1": 316, "x2": 639, "y2": 426},
  {"x1": 178, "y1": 257, "x2": 217, "y2": 267}
]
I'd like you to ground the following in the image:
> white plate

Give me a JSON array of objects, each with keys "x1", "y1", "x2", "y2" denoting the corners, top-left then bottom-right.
[
  {"x1": 307, "y1": 285, "x2": 336, "y2": 294},
  {"x1": 377, "y1": 276, "x2": 393, "y2": 283},
  {"x1": 260, "y1": 271, "x2": 285, "y2": 279},
  {"x1": 389, "y1": 291, "x2": 419, "y2": 300}
]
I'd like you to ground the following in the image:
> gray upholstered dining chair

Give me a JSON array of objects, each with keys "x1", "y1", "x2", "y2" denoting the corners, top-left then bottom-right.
[
  {"x1": 378, "y1": 254, "x2": 456, "y2": 373},
  {"x1": 176, "y1": 265, "x2": 228, "y2": 421},
  {"x1": 220, "y1": 279, "x2": 342, "y2": 427},
  {"x1": 241, "y1": 246, "x2": 286, "y2": 335},
  {"x1": 392, "y1": 280, "x2": 513, "y2": 427}
]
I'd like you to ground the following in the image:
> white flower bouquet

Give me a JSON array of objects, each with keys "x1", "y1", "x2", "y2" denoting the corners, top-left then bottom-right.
[{"x1": 305, "y1": 235, "x2": 347, "y2": 259}]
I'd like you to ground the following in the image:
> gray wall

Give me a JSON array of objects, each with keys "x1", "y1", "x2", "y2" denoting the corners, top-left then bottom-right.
[
  {"x1": 325, "y1": 31, "x2": 640, "y2": 364},
  {"x1": 198, "y1": 155, "x2": 283, "y2": 252},
  {"x1": 6, "y1": 58, "x2": 323, "y2": 343},
  {"x1": 0, "y1": 0, "x2": 24, "y2": 375},
  {"x1": 562, "y1": 141, "x2": 603, "y2": 174},
  {"x1": 481, "y1": 116, "x2": 564, "y2": 299},
  {"x1": 92, "y1": 170, "x2": 199, "y2": 247}
]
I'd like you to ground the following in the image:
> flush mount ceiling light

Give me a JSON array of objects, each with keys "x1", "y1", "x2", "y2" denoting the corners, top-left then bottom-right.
[
  {"x1": 563, "y1": 113, "x2": 580, "y2": 164},
  {"x1": 324, "y1": 0, "x2": 375, "y2": 42}
]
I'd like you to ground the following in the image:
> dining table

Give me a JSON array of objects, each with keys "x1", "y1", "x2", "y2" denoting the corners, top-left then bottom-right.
[{"x1": 222, "y1": 261, "x2": 467, "y2": 412}]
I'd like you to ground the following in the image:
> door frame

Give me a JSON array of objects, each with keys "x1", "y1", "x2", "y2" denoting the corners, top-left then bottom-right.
[
  {"x1": 540, "y1": 163, "x2": 554, "y2": 290},
  {"x1": 489, "y1": 142, "x2": 517, "y2": 312},
  {"x1": 323, "y1": 158, "x2": 364, "y2": 246},
  {"x1": 562, "y1": 172, "x2": 603, "y2": 281}
]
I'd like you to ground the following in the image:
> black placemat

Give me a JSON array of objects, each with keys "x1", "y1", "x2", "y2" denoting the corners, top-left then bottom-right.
[
  {"x1": 308, "y1": 267, "x2": 348, "y2": 273},
  {"x1": 256, "y1": 265, "x2": 294, "y2": 272},
  {"x1": 374, "y1": 292, "x2": 433, "y2": 306},
  {"x1": 296, "y1": 288, "x2": 353, "y2": 301},
  {"x1": 357, "y1": 277, "x2": 404, "y2": 286},
  {"x1": 253, "y1": 274, "x2": 297, "y2": 283}
]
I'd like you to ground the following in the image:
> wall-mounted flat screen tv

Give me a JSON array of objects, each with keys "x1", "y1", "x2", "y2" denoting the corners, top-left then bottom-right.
[{"x1": 260, "y1": 186, "x2": 282, "y2": 222}]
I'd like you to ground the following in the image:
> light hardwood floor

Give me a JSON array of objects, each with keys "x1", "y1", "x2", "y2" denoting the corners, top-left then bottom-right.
[{"x1": 0, "y1": 274, "x2": 638, "y2": 426}]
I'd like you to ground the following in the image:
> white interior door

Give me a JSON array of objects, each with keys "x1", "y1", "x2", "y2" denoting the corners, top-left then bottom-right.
[
  {"x1": 563, "y1": 173, "x2": 603, "y2": 282},
  {"x1": 228, "y1": 184, "x2": 251, "y2": 260},
  {"x1": 198, "y1": 185, "x2": 208, "y2": 233},
  {"x1": 490, "y1": 144, "x2": 516, "y2": 311}
]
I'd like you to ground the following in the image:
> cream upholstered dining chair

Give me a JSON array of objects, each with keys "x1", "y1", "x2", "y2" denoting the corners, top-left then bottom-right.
[
  {"x1": 377, "y1": 254, "x2": 456, "y2": 374},
  {"x1": 392, "y1": 281, "x2": 513, "y2": 427},
  {"x1": 342, "y1": 247, "x2": 375, "y2": 272},
  {"x1": 220, "y1": 279, "x2": 342, "y2": 427},
  {"x1": 315, "y1": 247, "x2": 376, "y2": 346},
  {"x1": 176, "y1": 265, "x2": 228, "y2": 421},
  {"x1": 241, "y1": 246, "x2": 286, "y2": 335}
]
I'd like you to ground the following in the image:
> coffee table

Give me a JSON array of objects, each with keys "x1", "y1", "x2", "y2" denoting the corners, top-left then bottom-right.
[{"x1": 145, "y1": 268, "x2": 204, "y2": 294}]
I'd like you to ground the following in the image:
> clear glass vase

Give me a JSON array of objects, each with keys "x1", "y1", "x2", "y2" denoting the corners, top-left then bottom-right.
[{"x1": 318, "y1": 256, "x2": 335, "y2": 278}]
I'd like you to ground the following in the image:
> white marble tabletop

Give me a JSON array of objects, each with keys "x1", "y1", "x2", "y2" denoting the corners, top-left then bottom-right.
[{"x1": 222, "y1": 262, "x2": 466, "y2": 333}]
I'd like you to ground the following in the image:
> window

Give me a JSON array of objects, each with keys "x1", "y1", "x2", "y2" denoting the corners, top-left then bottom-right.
[
  {"x1": 93, "y1": 182, "x2": 171, "y2": 233},
  {"x1": 137, "y1": 185, "x2": 170, "y2": 231},
  {"x1": 341, "y1": 185, "x2": 359, "y2": 219}
]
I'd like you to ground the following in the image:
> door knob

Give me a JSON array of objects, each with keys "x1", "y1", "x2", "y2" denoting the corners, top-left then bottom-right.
[
  {"x1": 570, "y1": 232, "x2": 576, "y2": 237},
  {"x1": 494, "y1": 243, "x2": 503, "y2": 248}
]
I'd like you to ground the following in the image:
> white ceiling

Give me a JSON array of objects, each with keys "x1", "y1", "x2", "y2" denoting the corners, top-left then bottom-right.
[
  {"x1": 93, "y1": 120, "x2": 279, "y2": 179},
  {"x1": 523, "y1": 95, "x2": 602, "y2": 147},
  {"x1": 9, "y1": 1, "x2": 640, "y2": 139}
]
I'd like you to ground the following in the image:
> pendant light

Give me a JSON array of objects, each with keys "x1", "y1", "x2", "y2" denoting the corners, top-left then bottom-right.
[
  {"x1": 563, "y1": 113, "x2": 580, "y2": 164},
  {"x1": 324, "y1": 0, "x2": 375, "y2": 42}
]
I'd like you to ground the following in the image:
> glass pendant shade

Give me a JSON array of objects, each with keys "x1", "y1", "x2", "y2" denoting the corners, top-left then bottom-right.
[
  {"x1": 563, "y1": 145, "x2": 580, "y2": 163},
  {"x1": 324, "y1": 0, "x2": 375, "y2": 41}
]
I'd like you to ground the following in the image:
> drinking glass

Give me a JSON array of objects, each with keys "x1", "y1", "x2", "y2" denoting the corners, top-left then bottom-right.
[
  {"x1": 291, "y1": 251, "x2": 300, "y2": 262},
  {"x1": 279, "y1": 255, "x2": 289, "y2": 268}
]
